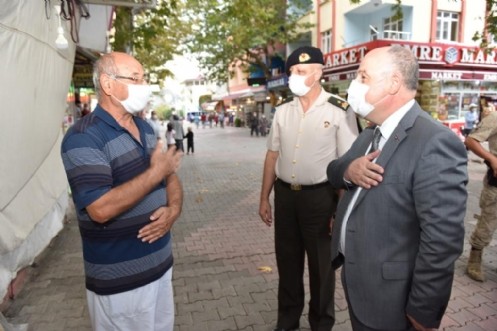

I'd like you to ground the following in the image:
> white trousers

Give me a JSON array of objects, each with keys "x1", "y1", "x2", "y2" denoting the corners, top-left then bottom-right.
[{"x1": 86, "y1": 268, "x2": 174, "y2": 331}]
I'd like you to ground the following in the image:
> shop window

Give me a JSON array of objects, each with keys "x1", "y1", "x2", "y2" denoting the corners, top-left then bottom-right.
[
  {"x1": 461, "y1": 93, "x2": 479, "y2": 114},
  {"x1": 442, "y1": 93, "x2": 480, "y2": 120},
  {"x1": 444, "y1": 93, "x2": 461, "y2": 120},
  {"x1": 436, "y1": 11, "x2": 459, "y2": 42},
  {"x1": 321, "y1": 30, "x2": 332, "y2": 54}
]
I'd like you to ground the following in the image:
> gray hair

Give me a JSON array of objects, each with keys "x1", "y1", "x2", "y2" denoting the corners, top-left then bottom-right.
[
  {"x1": 387, "y1": 44, "x2": 419, "y2": 91},
  {"x1": 92, "y1": 53, "x2": 118, "y2": 98}
]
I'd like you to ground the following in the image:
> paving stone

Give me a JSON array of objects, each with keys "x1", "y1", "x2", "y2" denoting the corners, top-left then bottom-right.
[
  {"x1": 191, "y1": 309, "x2": 220, "y2": 323},
  {"x1": 2, "y1": 127, "x2": 497, "y2": 331},
  {"x1": 474, "y1": 315, "x2": 497, "y2": 330}
]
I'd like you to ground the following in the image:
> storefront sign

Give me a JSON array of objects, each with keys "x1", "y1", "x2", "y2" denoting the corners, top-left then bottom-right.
[
  {"x1": 324, "y1": 40, "x2": 497, "y2": 68},
  {"x1": 460, "y1": 48, "x2": 497, "y2": 65},
  {"x1": 73, "y1": 64, "x2": 94, "y2": 88},
  {"x1": 267, "y1": 76, "x2": 287, "y2": 89},
  {"x1": 420, "y1": 70, "x2": 497, "y2": 81},
  {"x1": 324, "y1": 71, "x2": 357, "y2": 82},
  {"x1": 430, "y1": 71, "x2": 463, "y2": 80},
  {"x1": 323, "y1": 40, "x2": 497, "y2": 81},
  {"x1": 484, "y1": 73, "x2": 497, "y2": 81},
  {"x1": 325, "y1": 46, "x2": 368, "y2": 68}
]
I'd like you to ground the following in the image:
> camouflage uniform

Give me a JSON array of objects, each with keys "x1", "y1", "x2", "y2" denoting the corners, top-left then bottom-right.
[{"x1": 469, "y1": 111, "x2": 497, "y2": 249}]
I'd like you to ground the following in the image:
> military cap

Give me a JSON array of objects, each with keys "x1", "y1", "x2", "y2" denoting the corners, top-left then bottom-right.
[{"x1": 285, "y1": 46, "x2": 324, "y2": 75}]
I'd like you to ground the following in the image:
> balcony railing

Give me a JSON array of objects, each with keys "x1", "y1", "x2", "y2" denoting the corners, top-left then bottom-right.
[{"x1": 371, "y1": 30, "x2": 412, "y2": 41}]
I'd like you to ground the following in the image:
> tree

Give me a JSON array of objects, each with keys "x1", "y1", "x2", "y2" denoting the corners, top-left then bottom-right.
[
  {"x1": 153, "y1": 103, "x2": 174, "y2": 121},
  {"x1": 112, "y1": 0, "x2": 190, "y2": 83},
  {"x1": 184, "y1": 0, "x2": 314, "y2": 84},
  {"x1": 472, "y1": 0, "x2": 497, "y2": 50}
]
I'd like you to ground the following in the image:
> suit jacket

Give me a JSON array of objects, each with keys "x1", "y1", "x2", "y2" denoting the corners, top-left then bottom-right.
[{"x1": 327, "y1": 102, "x2": 467, "y2": 330}]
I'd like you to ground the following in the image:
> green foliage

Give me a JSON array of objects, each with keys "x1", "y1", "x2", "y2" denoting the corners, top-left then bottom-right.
[
  {"x1": 184, "y1": 0, "x2": 314, "y2": 84},
  {"x1": 472, "y1": 0, "x2": 497, "y2": 52},
  {"x1": 112, "y1": 0, "x2": 496, "y2": 87},
  {"x1": 112, "y1": 1, "x2": 190, "y2": 84},
  {"x1": 153, "y1": 103, "x2": 173, "y2": 121},
  {"x1": 199, "y1": 94, "x2": 212, "y2": 106},
  {"x1": 234, "y1": 117, "x2": 242, "y2": 127}
]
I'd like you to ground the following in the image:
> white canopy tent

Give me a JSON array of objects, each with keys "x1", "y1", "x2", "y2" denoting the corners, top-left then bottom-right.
[{"x1": 0, "y1": 0, "x2": 117, "y2": 308}]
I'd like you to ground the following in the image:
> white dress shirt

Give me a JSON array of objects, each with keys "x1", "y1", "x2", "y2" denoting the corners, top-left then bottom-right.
[
  {"x1": 267, "y1": 89, "x2": 359, "y2": 185},
  {"x1": 340, "y1": 99, "x2": 415, "y2": 254}
]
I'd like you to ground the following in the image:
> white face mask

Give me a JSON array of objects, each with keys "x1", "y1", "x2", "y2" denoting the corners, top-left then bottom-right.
[
  {"x1": 288, "y1": 72, "x2": 316, "y2": 96},
  {"x1": 112, "y1": 81, "x2": 152, "y2": 115},
  {"x1": 347, "y1": 79, "x2": 375, "y2": 118}
]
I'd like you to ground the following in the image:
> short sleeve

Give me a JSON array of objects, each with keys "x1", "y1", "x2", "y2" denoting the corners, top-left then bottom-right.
[
  {"x1": 266, "y1": 108, "x2": 281, "y2": 151},
  {"x1": 61, "y1": 133, "x2": 112, "y2": 211},
  {"x1": 469, "y1": 114, "x2": 497, "y2": 143}
]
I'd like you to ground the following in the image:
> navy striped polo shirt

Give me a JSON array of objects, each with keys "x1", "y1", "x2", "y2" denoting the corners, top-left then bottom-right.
[{"x1": 61, "y1": 105, "x2": 172, "y2": 295}]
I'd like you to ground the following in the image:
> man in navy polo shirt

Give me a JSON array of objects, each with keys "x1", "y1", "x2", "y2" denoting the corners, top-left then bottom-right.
[{"x1": 61, "y1": 52, "x2": 183, "y2": 331}]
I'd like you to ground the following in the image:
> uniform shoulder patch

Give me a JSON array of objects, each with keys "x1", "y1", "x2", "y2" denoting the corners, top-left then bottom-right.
[{"x1": 327, "y1": 95, "x2": 349, "y2": 111}]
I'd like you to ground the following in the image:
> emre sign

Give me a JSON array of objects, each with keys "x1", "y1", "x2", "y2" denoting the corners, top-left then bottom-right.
[{"x1": 323, "y1": 40, "x2": 497, "y2": 70}]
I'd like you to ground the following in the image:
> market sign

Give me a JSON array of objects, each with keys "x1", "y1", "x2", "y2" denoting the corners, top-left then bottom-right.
[
  {"x1": 323, "y1": 40, "x2": 497, "y2": 74},
  {"x1": 420, "y1": 70, "x2": 497, "y2": 81}
]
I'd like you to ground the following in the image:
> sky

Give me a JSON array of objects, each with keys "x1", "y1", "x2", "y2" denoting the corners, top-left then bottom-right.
[{"x1": 165, "y1": 54, "x2": 202, "y2": 82}]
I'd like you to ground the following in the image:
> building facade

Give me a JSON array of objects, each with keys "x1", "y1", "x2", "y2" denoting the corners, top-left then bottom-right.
[{"x1": 268, "y1": 0, "x2": 497, "y2": 127}]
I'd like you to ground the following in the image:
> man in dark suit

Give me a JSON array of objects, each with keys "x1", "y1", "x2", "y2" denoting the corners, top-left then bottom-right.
[{"x1": 327, "y1": 45, "x2": 467, "y2": 331}]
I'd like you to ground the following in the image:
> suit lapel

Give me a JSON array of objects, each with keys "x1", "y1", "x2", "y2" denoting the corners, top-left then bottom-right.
[{"x1": 352, "y1": 103, "x2": 423, "y2": 208}]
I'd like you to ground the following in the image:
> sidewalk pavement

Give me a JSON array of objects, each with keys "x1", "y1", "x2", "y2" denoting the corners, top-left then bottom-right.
[{"x1": 2, "y1": 125, "x2": 497, "y2": 331}]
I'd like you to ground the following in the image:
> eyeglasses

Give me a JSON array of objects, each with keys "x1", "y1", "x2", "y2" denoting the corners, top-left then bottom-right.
[{"x1": 107, "y1": 73, "x2": 147, "y2": 84}]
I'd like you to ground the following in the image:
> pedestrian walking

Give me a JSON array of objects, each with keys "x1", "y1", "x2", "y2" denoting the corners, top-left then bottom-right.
[
  {"x1": 81, "y1": 103, "x2": 91, "y2": 117},
  {"x1": 184, "y1": 127, "x2": 194, "y2": 155},
  {"x1": 172, "y1": 115, "x2": 185, "y2": 151},
  {"x1": 194, "y1": 114, "x2": 200, "y2": 129},
  {"x1": 219, "y1": 111, "x2": 225, "y2": 128},
  {"x1": 250, "y1": 112, "x2": 259, "y2": 137},
  {"x1": 60, "y1": 51, "x2": 183, "y2": 331},
  {"x1": 463, "y1": 103, "x2": 479, "y2": 137},
  {"x1": 259, "y1": 114, "x2": 268, "y2": 137},
  {"x1": 146, "y1": 110, "x2": 161, "y2": 140},
  {"x1": 165, "y1": 122, "x2": 176, "y2": 149},
  {"x1": 258, "y1": 46, "x2": 359, "y2": 331}
]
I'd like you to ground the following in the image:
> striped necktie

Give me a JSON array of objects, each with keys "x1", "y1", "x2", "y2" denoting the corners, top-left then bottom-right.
[{"x1": 370, "y1": 127, "x2": 382, "y2": 152}]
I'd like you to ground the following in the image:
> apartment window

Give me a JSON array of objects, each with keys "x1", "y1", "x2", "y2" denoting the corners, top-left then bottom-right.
[
  {"x1": 437, "y1": 11, "x2": 459, "y2": 42},
  {"x1": 383, "y1": 16, "x2": 404, "y2": 39},
  {"x1": 321, "y1": 30, "x2": 332, "y2": 54}
]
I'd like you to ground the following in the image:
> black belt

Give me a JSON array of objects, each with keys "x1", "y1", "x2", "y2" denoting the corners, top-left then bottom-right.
[{"x1": 276, "y1": 178, "x2": 330, "y2": 191}]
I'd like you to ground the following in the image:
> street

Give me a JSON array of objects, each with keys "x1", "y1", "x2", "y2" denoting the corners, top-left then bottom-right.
[{"x1": 3, "y1": 125, "x2": 497, "y2": 331}]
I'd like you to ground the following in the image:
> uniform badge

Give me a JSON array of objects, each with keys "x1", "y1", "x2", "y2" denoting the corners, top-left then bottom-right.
[
  {"x1": 324, "y1": 121, "x2": 330, "y2": 128},
  {"x1": 341, "y1": 101, "x2": 349, "y2": 109},
  {"x1": 299, "y1": 53, "x2": 310, "y2": 62}
]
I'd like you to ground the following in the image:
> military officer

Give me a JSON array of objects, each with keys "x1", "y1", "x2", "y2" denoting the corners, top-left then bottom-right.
[{"x1": 259, "y1": 46, "x2": 360, "y2": 331}]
